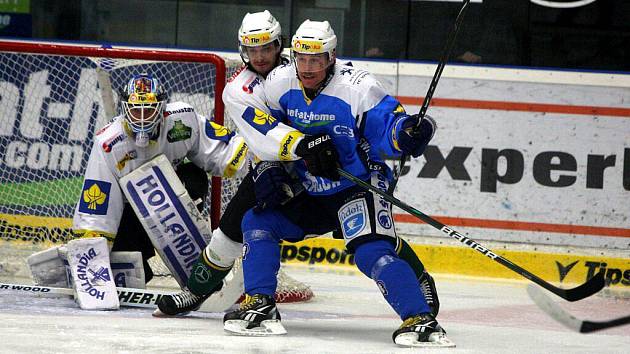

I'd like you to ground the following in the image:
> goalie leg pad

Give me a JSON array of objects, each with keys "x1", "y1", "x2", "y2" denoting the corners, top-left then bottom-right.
[
  {"x1": 110, "y1": 251, "x2": 146, "y2": 289},
  {"x1": 27, "y1": 246, "x2": 69, "y2": 288},
  {"x1": 66, "y1": 237, "x2": 119, "y2": 310},
  {"x1": 119, "y1": 154, "x2": 212, "y2": 287}
]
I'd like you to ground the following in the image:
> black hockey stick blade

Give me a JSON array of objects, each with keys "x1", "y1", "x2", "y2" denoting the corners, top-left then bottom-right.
[
  {"x1": 552, "y1": 271, "x2": 605, "y2": 302},
  {"x1": 527, "y1": 284, "x2": 630, "y2": 333},
  {"x1": 339, "y1": 168, "x2": 605, "y2": 302}
]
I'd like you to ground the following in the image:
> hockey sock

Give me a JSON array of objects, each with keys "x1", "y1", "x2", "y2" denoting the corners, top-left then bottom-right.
[
  {"x1": 240, "y1": 208, "x2": 305, "y2": 296},
  {"x1": 355, "y1": 240, "x2": 430, "y2": 319},
  {"x1": 186, "y1": 249, "x2": 232, "y2": 297},
  {"x1": 396, "y1": 238, "x2": 426, "y2": 279},
  {"x1": 241, "y1": 229, "x2": 280, "y2": 297}
]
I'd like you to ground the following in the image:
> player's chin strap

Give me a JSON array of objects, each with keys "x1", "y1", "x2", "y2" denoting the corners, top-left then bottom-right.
[
  {"x1": 339, "y1": 167, "x2": 605, "y2": 302},
  {"x1": 388, "y1": 0, "x2": 471, "y2": 194}
]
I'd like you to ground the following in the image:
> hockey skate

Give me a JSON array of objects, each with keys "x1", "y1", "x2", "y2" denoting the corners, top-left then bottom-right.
[
  {"x1": 419, "y1": 271, "x2": 440, "y2": 317},
  {"x1": 223, "y1": 294, "x2": 286, "y2": 336},
  {"x1": 153, "y1": 289, "x2": 210, "y2": 317},
  {"x1": 392, "y1": 314, "x2": 455, "y2": 348}
]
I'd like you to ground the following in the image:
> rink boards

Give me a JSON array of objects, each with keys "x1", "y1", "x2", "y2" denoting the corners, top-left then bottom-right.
[{"x1": 279, "y1": 237, "x2": 630, "y2": 292}]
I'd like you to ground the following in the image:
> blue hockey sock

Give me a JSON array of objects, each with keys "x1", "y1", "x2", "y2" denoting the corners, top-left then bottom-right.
[
  {"x1": 354, "y1": 240, "x2": 430, "y2": 319},
  {"x1": 241, "y1": 208, "x2": 305, "y2": 297},
  {"x1": 241, "y1": 229, "x2": 279, "y2": 297}
]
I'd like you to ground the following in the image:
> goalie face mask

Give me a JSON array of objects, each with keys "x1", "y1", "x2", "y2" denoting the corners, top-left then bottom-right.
[{"x1": 121, "y1": 74, "x2": 167, "y2": 147}]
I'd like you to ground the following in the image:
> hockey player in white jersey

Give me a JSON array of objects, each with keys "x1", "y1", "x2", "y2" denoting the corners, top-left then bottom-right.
[
  {"x1": 28, "y1": 73, "x2": 249, "y2": 310},
  {"x1": 222, "y1": 20, "x2": 451, "y2": 347},
  {"x1": 156, "y1": 11, "x2": 440, "y2": 320}
]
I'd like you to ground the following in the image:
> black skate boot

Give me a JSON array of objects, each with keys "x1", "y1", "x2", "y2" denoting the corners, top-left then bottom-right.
[
  {"x1": 223, "y1": 294, "x2": 286, "y2": 336},
  {"x1": 419, "y1": 271, "x2": 440, "y2": 317},
  {"x1": 153, "y1": 289, "x2": 210, "y2": 317},
  {"x1": 392, "y1": 313, "x2": 454, "y2": 348}
]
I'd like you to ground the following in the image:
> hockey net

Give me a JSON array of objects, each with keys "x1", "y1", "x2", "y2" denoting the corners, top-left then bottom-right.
[{"x1": 0, "y1": 39, "x2": 312, "y2": 303}]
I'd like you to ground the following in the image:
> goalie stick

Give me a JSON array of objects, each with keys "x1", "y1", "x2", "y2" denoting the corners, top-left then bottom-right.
[
  {"x1": 527, "y1": 284, "x2": 630, "y2": 333},
  {"x1": 338, "y1": 168, "x2": 605, "y2": 301},
  {"x1": 389, "y1": 0, "x2": 471, "y2": 194},
  {"x1": 0, "y1": 280, "x2": 241, "y2": 313}
]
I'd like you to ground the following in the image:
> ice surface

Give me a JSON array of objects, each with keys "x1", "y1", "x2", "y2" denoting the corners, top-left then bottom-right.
[{"x1": 1, "y1": 265, "x2": 628, "y2": 353}]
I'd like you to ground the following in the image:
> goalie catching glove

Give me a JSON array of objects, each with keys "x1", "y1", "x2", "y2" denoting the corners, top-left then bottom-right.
[
  {"x1": 396, "y1": 114, "x2": 437, "y2": 157},
  {"x1": 295, "y1": 134, "x2": 340, "y2": 180}
]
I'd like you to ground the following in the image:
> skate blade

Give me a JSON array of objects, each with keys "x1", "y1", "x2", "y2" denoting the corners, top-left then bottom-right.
[
  {"x1": 394, "y1": 332, "x2": 456, "y2": 348},
  {"x1": 224, "y1": 319, "x2": 287, "y2": 336},
  {"x1": 151, "y1": 308, "x2": 191, "y2": 317}
]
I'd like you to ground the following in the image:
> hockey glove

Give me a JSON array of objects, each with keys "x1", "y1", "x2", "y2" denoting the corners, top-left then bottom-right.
[
  {"x1": 252, "y1": 161, "x2": 295, "y2": 211},
  {"x1": 295, "y1": 134, "x2": 340, "y2": 181},
  {"x1": 397, "y1": 114, "x2": 437, "y2": 157}
]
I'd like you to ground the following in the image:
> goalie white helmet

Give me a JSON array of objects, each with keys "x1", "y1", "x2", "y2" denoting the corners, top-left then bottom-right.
[
  {"x1": 291, "y1": 19, "x2": 337, "y2": 60},
  {"x1": 238, "y1": 10, "x2": 282, "y2": 64},
  {"x1": 120, "y1": 74, "x2": 167, "y2": 147}
]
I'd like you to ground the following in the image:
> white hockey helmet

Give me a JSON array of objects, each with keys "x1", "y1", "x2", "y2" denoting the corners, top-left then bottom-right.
[
  {"x1": 238, "y1": 10, "x2": 282, "y2": 62},
  {"x1": 120, "y1": 73, "x2": 167, "y2": 147},
  {"x1": 291, "y1": 19, "x2": 337, "y2": 60}
]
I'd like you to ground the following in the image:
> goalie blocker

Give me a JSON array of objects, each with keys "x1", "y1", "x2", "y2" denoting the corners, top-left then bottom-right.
[{"x1": 120, "y1": 154, "x2": 212, "y2": 287}]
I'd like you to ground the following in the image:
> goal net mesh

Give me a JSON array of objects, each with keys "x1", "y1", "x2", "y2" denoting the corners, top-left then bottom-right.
[{"x1": 0, "y1": 40, "x2": 312, "y2": 303}]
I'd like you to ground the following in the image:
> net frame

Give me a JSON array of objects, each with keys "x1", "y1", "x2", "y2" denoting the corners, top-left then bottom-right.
[{"x1": 0, "y1": 39, "x2": 312, "y2": 303}]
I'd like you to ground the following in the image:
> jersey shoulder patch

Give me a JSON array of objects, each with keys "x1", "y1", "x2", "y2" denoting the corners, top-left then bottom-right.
[
  {"x1": 225, "y1": 68, "x2": 262, "y2": 97},
  {"x1": 78, "y1": 179, "x2": 112, "y2": 215},
  {"x1": 335, "y1": 64, "x2": 376, "y2": 88},
  {"x1": 227, "y1": 64, "x2": 247, "y2": 82},
  {"x1": 95, "y1": 117, "x2": 127, "y2": 153},
  {"x1": 163, "y1": 102, "x2": 195, "y2": 118},
  {"x1": 204, "y1": 119, "x2": 235, "y2": 142}
]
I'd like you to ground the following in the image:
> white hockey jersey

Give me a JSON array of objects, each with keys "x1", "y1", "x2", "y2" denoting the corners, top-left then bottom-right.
[
  {"x1": 72, "y1": 101, "x2": 249, "y2": 238},
  {"x1": 222, "y1": 64, "x2": 302, "y2": 161},
  {"x1": 242, "y1": 62, "x2": 409, "y2": 195}
]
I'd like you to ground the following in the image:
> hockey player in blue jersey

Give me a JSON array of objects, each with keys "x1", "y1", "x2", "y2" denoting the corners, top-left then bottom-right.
[
  {"x1": 223, "y1": 20, "x2": 452, "y2": 347},
  {"x1": 155, "y1": 11, "x2": 439, "y2": 321}
]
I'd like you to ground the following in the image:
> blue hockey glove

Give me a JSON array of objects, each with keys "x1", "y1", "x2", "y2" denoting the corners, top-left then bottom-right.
[
  {"x1": 295, "y1": 134, "x2": 340, "y2": 181},
  {"x1": 252, "y1": 161, "x2": 295, "y2": 211},
  {"x1": 397, "y1": 114, "x2": 437, "y2": 157}
]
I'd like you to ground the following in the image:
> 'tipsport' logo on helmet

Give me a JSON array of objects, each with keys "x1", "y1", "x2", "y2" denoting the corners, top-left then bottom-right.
[
  {"x1": 292, "y1": 40, "x2": 323, "y2": 53},
  {"x1": 241, "y1": 32, "x2": 272, "y2": 45}
]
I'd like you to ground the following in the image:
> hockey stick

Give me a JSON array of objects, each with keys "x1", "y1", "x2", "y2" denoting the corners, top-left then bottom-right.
[
  {"x1": 0, "y1": 281, "x2": 238, "y2": 313},
  {"x1": 338, "y1": 168, "x2": 605, "y2": 301},
  {"x1": 527, "y1": 284, "x2": 630, "y2": 333},
  {"x1": 389, "y1": 0, "x2": 471, "y2": 194}
]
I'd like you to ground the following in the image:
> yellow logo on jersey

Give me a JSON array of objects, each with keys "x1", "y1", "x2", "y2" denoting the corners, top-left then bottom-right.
[
  {"x1": 279, "y1": 131, "x2": 304, "y2": 161},
  {"x1": 394, "y1": 104, "x2": 406, "y2": 114},
  {"x1": 83, "y1": 184, "x2": 107, "y2": 210},
  {"x1": 253, "y1": 108, "x2": 276, "y2": 126},
  {"x1": 209, "y1": 121, "x2": 230, "y2": 137}
]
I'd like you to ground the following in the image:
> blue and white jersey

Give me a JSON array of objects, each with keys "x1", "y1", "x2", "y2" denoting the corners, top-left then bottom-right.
[{"x1": 257, "y1": 62, "x2": 410, "y2": 195}]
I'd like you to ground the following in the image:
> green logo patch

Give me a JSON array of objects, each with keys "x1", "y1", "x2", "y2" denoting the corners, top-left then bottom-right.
[{"x1": 167, "y1": 120, "x2": 192, "y2": 142}]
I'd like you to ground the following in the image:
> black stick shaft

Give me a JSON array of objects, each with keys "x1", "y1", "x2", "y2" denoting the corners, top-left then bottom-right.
[
  {"x1": 339, "y1": 168, "x2": 605, "y2": 301},
  {"x1": 390, "y1": 0, "x2": 471, "y2": 194}
]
